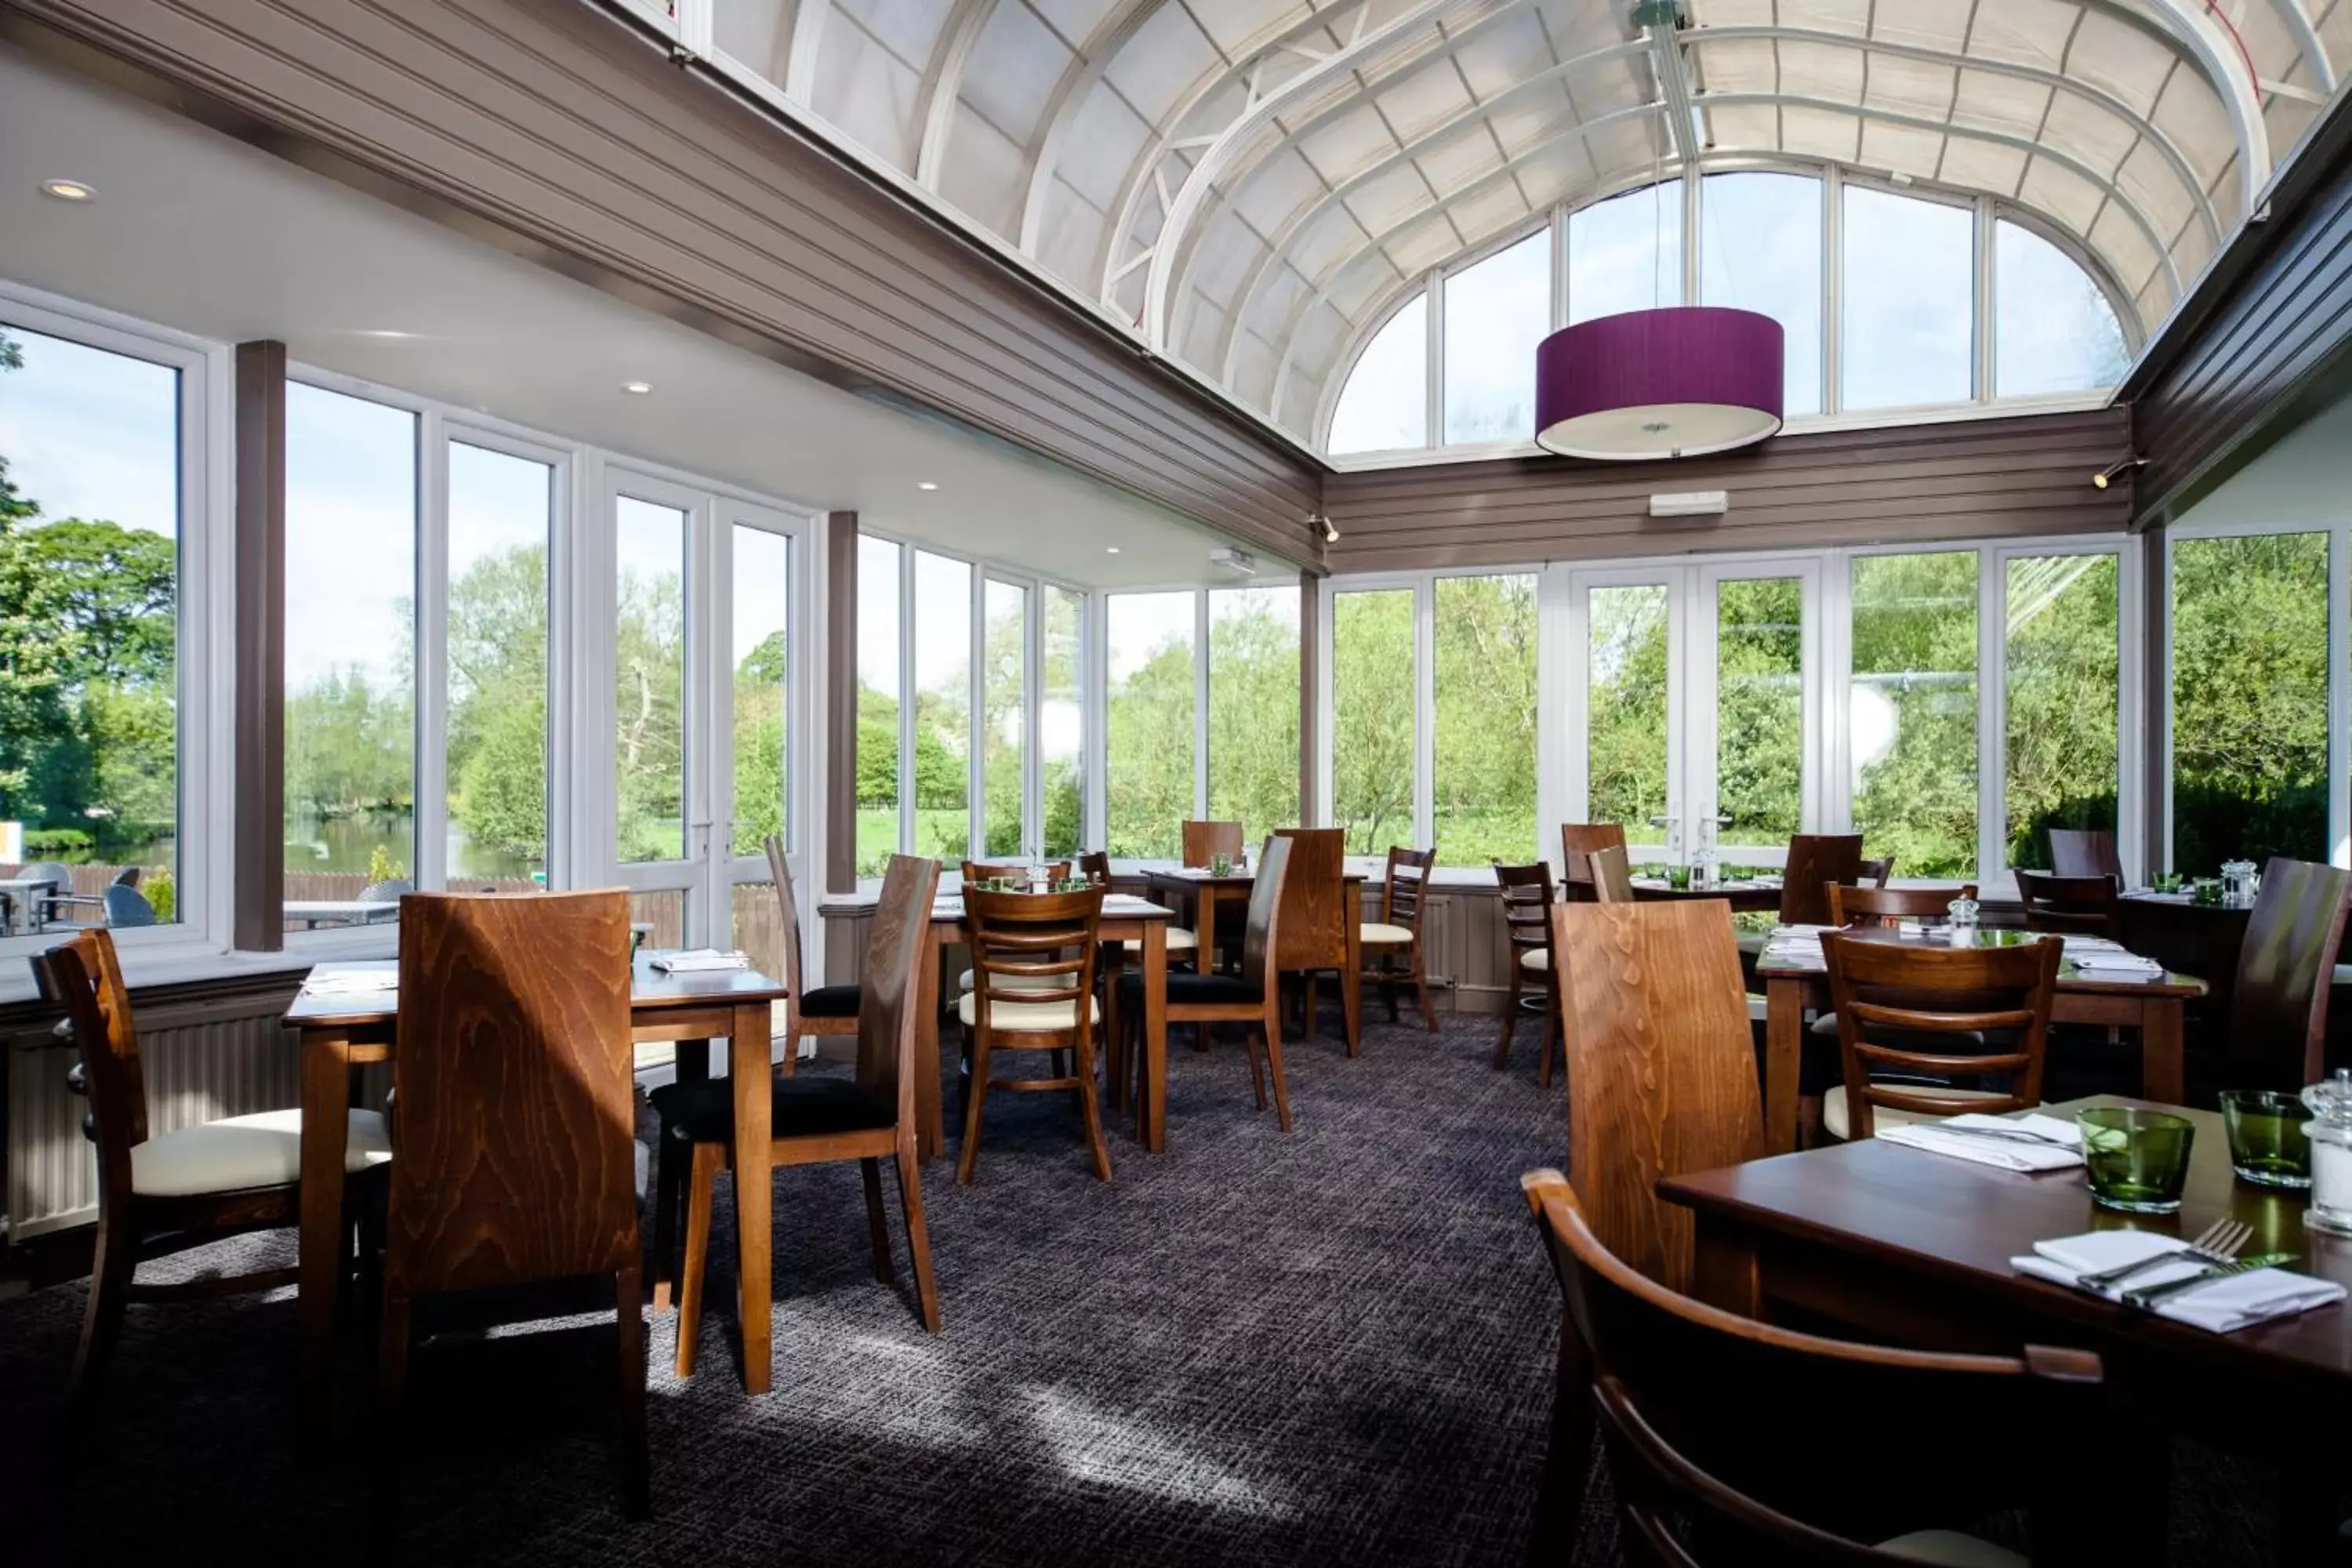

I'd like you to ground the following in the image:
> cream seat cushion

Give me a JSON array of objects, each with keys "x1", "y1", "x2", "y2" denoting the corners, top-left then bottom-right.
[
  {"x1": 1519, "y1": 948, "x2": 1549, "y2": 973},
  {"x1": 1163, "y1": 926, "x2": 1199, "y2": 953},
  {"x1": 1822, "y1": 1083, "x2": 2020, "y2": 1141},
  {"x1": 1360, "y1": 921, "x2": 1415, "y2": 946},
  {"x1": 1877, "y1": 1530, "x2": 2025, "y2": 1566},
  {"x1": 957, "y1": 968, "x2": 1062, "y2": 993},
  {"x1": 956, "y1": 993, "x2": 1100, "y2": 1032},
  {"x1": 130, "y1": 1108, "x2": 391, "y2": 1199}
]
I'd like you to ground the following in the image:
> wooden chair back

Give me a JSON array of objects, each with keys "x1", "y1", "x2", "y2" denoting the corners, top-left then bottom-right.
[
  {"x1": 2015, "y1": 869, "x2": 2121, "y2": 938},
  {"x1": 2048, "y1": 827, "x2": 2122, "y2": 881},
  {"x1": 1379, "y1": 845, "x2": 1436, "y2": 931},
  {"x1": 962, "y1": 860, "x2": 1071, "y2": 884},
  {"x1": 963, "y1": 884, "x2": 1105, "y2": 1033},
  {"x1": 390, "y1": 891, "x2": 637, "y2": 1297},
  {"x1": 1819, "y1": 933, "x2": 2060, "y2": 1141},
  {"x1": 857, "y1": 855, "x2": 944, "y2": 1120},
  {"x1": 1495, "y1": 861, "x2": 1557, "y2": 972},
  {"x1": 1524, "y1": 1170, "x2": 2107, "y2": 1559},
  {"x1": 33, "y1": 929, "x2": 144, "y2": 1202},
  {"x1": 1554, "y1": 902, "x2": 1761, "y2": 1294},
  {"x1": 1237, "y1": 834, "x2": 1296, "y2": 996},
  {"x1": 763, "y1": 833, "x2": 812, "y2": 1025},
  {"x1": 1181, "y1": 820, "x2": 1243, "y2": 869},
  {"x1": 1271, "y1": 828, "x2": 1347, "y2": 970},
  {"x1": 1588, "y1": 844, "x2": 1635, "y2": 904},
  {"x1": 1561, "y1": 823, "x2": 1630, "y2": 903},
  {"x1": 2230, "y1": 856, "x2": 2352, "y2": 1086},
  {"x1": 1779, "y1": 835, "x2": 1863, "y2": 927},
  {"x1": 1857, "y1": 857, "x2": 1894, "y2": 887},
  {"x1": 1077, "y1": 851, "x2": 1112, "y2": 887},
  {"x1": 1826, "y1": 884, "x2": 1973, "y2": 927}
]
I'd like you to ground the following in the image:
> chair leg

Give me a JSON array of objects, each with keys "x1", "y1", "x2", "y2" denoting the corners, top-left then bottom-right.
[
  {"x1": 614, "y1": 1262, "x2": 651, "y2": 1520},
  {"x1": 71, "y1": 1207, "x2": 136, "y2": 1426},
  {"x1": 779, "y1": 1022, "x2": 800, "y2": 1080},
  {"x1": 1261, "y1": 1022, "x2": 1294, "y2": 1133},
  {"x1": 1245, "y1": 1025, "x2": 1268, "y2": 1110},
  {"x1": 860, "y1": 1157, "x2": 895, "y2": 1284},
  {"x1": 1495, "y1": 970, "x2": 1522, "y2": 1069},
  {"x1": 373, "y1": 1291, "x2": 413, "y2": 1551},
  {"x1": 651, "y1": 1131, "x2": 683, "y2": 1313},
  {"x1": 676, "y1": 1142, "x2": 720, "y2": 1378},
  {"x1": 895, "y1": 1145, "x2": 943, "y2": 1334},
  {"x1": 956, "y1": 1033, "x2": 994, "y2": 1187},
  {"x1": 1076, "y1": 1031, "x2": 1113, "y2": 1182}
]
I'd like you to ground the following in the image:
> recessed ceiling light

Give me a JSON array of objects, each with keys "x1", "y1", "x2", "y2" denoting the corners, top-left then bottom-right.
[
  {"x1": 917, "y1": 481, "x2": 939, "y2": 492},
  {"x1": 40, "y1": 178, "x2": 96, "y2": 203},
  {"x1": 357, "y1": 329, "x2": 418, "y2": 340},
  {"x1": 621, "y1": 380, "x2": 654, "y2": 395},
  {"x1": 1105, "y1": 546, "x2": 1120, "y2": 554}
]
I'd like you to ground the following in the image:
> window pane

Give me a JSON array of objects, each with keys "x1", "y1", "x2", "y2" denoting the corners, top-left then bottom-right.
[
  {"x1": 1841, "y1": 187, "x2": 1974, "y2": 410},
  {"x1": 1435, "y1": 574, "x2": 1537, "y2": 863},
  {"x1": 1331, "y1": 589, "x2": 1416, "y2": 855},
  {"x1": 615, "y1": 495, "x2": 686, "y2": 863},
  {"x1": 1329, "y1": 293, "x2": 1428, "y2": 454},
  {"x1": 1443, "y1": 231, "x2": 1550, "y2": 445},
  {"x1": 1995, "y1": 220, "x2": 2129, "y2": 398},
  {"x1": 2171, "y1": 534, "x2": 2328, "y2": 872},
  {"x1": 1701, "y1": 172, "x2": 1822, "y2": 418},
  {"x1": 1105, "y1": 591, "x2": 1196, "y2": 857},
  {"x1": 1207, "y1": 585, "x2": 1300, "y2": 847},
  {"x1": 286, "y1": 385, "x2": 416, "y2": 913},
  {"x1": 731, "y1": 525, "x2": 790, "y2": 858},
  {"x1": 856, "y1": 535, "x2": 901, "y2": 877},
  {"x1": 445, "y1": 442, "x2": 550, "y2": 889},
  {"x1": 1850, "y1": 552, "x2": 1978, "y2": 878},
  {"x1": 1042, "y1": 586, "x2": 1083, "y2": 858},
  {"x1": 2005, "y1": 554, "x2": 2118, "y2": 869},
  {"x1": 1715, "y1": 577, "x2": 1804, "y2": 850},
  {"x1": 1569, "y1": 183, "x2": 1685, "y2": 325},
  {"x1": 982, "y1": 578, "x2": 1028, "y2": 857},
  {"x1": 913, "y1": 551, "x2": 971, "y2": 862},
  {"x1": 1588, "y1": 584, "x2": 1671, "y2": 851},
  {"x1": 0, "y1": 324, "x2": 182, "y2": 923}
]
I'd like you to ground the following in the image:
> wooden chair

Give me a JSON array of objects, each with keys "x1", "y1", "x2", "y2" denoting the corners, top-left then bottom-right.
[
  {"x1": 652, "y1": 854, "x2": 945, "y2": 1368},
  {"x1": 1561, "y1": 823, "x2": 1629, "y2": 903},
  {"x1": 2224, "y1": 855, "x2": 2352, "y2": 1087},
  {"x1": 1523, "y1": 1170, "x2": 2104, "y2": 1566},
  {"x1": 1077, "y1": 850, "x2": 1112, "y2": 887},
  {"x1": 1827, "y1": 884, "x2": 1974, "y2": 927},
  {"x1": 1359, "y1": 844, "x2": 1439, "y2": 1033},
  {"x1": 34, "y1": 928, "x2": 390, "y2": 1428},
  {"x1": 1272, "y1": 827, "x2": 1359, "y2": 1054},
  {"x1": 954, "y1": 881, "x2": 1112, "y2": 1185},
  {"x1": 1117, "y1": 834, "x2": 1298, "y2": 1131},
  {"x1": 1778, "y1": 834, "x2": 1863, "y2": 927},
  {"x1": 1588, "y1": 844, "x2": 1636, "y2": 904},
  {"x1": 2015, "y1": 869, "x2": 2121, "y2": 938},
  {"x1": 1491, "y1": 861, "x2": 1562, "y2": 1084},
  {"x1": 1181, "y1": 819, "x2": 1243, "y2": 868},
  {"x1": 382, "y1": 891, "x2": 646, "y2": 1520},
  {"x1": 1818, "y1": 931, "x2": 2060, "y2": 1141},
  {"x1": 1555, "y1": 901, "x2": 1761, "y2": 1293},
  {"x1": 1857, "y1": 856, "x2": 1895, "y2": 887},
  {"x1": 767, "y1": 833, "x2": 859, "y2": 1071},
  {"x1": 2048, "y1": 827, "x2": 2122, "y2": 882}
]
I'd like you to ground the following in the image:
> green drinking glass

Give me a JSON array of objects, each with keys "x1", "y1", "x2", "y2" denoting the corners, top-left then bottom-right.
[
  {"x1": 2077, "y1": 1107, "x2": 2196, "y2": 1214},
  {"x1": 2191, "y1": 879, "x2": 2223, "y2": 907},
  {"x1": 1209, "y1": 852, "x2": 1232, "y2": 877},
  {"x1": 2220, "y1": 1090, "x2": 2314, "y2": 1189},
  {"x1": 1667, "y1": 864, "x2": 1693, "y2": 891},
  {"x1": 2151, "y1": 872, "x2": 2183, "y2": 894}
]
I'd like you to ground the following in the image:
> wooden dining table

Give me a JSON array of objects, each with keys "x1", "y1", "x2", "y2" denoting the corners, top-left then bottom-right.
[
  {"x1": 1138, "y1": 865, "x2": 1366, "y2": 1053},
  {"x1": 1629, "y1": 875, "x2": 1784, "y2": 914},
  {"x1": 1755, "y1": 927, "x2": 2205, "y2": 1153},
  {"x1": 281, "y1": 955, "x2": 791, "y2": 1430},
  {"x1": 1661, "y1": 1097, "x2": 2352, "y2": 1563}
]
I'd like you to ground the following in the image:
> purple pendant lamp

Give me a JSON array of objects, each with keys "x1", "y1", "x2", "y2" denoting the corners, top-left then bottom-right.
[{"x1": 1534, "y1": 306, "x2": 1784, "y2": 461}]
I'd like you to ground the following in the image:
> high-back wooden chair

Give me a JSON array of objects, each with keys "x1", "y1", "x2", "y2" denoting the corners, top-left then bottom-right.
[
  {"x1": 653, "y1": 855, "x2": 945, "y2": 1370},
  {"x1": 34, "y1": 928, "x2": 390, "y2": 1428},
  {"x1": 955, "y1": 880, "x2": 1111, "y2": 1184},
  {"x1": 384, "y1": 890, "x2": 645, "y2": 1517},
  {"x1": 1077, "y1": 850, "x2": 1112, "y2": 887},
  {"x1": 1523, "y1": 1171, "x2": 2105, "y2": 1566},
  {"x1": 1779, "y1": 834, "x2": 1864, "y2": 927},
  {"x1": 1856, "y1": 856, "x2": 1896, "y2": 888},
  {"x1": 2048, "y1": 827, "x2": 2122, "y2": 882},
  {"x1": 1491, "y1": 861, "x2": 1562, "y2": 1084},
  {"x1": 1181, "y1": 819, "x2": 1243, "y2": 869},
  {"x1": 1272, "y1": 827, "x2": 1359, "y2": 1054},
  {"x1": 1827, "y1": 884, "x2": 1974, "y2": 927},
  {"x1": 961, "y1": 859, "x2": 1072, "y2": 885},
  {"x1": 1561, "y1": 823, "x2": 1630, "y2": 903},
  {"x1": 767, "y1": 833, "x2": 859, "y2": 1070},
  {"x1": 2229, "y1": 856, "x2": 2352, "y2": 1087},
  {"x1": 1818, "y1": 932, "x2": 2060, "y2": 1142},
  {"x1": 1359, "y1": 844, "x2": 1439, "y2": 1033},
  {"x1": 2014, "y1": 869, "x2": 2122, "y2": 938},
  {"x1": 1588, "y1": 844, "x2": 1636, "y2": 904},
  {"x1": 1555, "y1": 902, "x2": 1761, "y2": 1292}
]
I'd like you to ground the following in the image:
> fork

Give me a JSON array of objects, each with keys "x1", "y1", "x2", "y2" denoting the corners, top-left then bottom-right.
[
  {"x1": 1926, "y1": 1121, "x2": 2071, "y2": 1147},
  {"x1": 2122, "y1": 1252, "x2": 2299, "y2": 1311},
  {"x1": 2075, "y1": 1218, "x2": 2251, "y2": 1293}
]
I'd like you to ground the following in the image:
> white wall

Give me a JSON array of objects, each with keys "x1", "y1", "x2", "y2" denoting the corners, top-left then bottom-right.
[{"x1": 2173, "y1": 389, "x2": 2352, "y2": 528}]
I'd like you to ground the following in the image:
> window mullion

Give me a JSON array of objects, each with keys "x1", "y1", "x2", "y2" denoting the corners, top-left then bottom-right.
[
  {"x1": 897, "y1": 548, "x2": 915, "y2": 856},
  {"x1": 1194, "y1": 590, "x2": 1212, "y2": 821},
  {"x1": 1414, "y1": 577, "x2": 1436, "y2": 851},
  {"x1": 416, "y1": 412, "x2": 451, "y2": 891},
  {"x1": 1978, "y1": 546, "x2": 2005, "y2": 887}
]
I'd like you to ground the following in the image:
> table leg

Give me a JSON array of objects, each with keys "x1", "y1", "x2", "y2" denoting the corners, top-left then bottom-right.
[
  {"x1": 2140, "y1": 996, "x2": 2186, "y2": 1106},
  {"x1": 913, "y1": 931, "x2": 945, "y2": 1163},
  {"x1": 1102, "y1": 939, "x2": 1129, "y2": 1113},
  {"x1": 1142, "y1": 922, "x2": 1169, "y2": 1154},
  {"x1": 1196, "y1": 888, "x2": 1217, "y2": 973},
  {"x1": 1765, "y1": 978, "x2": 1802, "y2": 1156},
  {"x1": 297, "y1": 1030, "x2": 354, "y2": 1437},
  {"x1": 728, "y1": 1001, "x2": 773, "y2": 1396}
]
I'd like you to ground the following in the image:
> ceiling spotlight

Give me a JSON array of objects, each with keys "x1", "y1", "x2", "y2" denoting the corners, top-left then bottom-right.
[
  {"x1": 2091, "y1": 456, "x2": 2147, "y2": 491},
  {"x1": 1105, "y1": 546, "x2": 1120, "y2": 554},
  {"x1": 40, "y1": 178, "x2": 96, "y2": 202},
  {"x1": 917, "y1": 481, "x2": 939, "y2": 492},
  {"x1": 621, "y1": 379, "x2": 654, "y2": 395},
  {"x1": 1310, "y1": 512, "x2": 1341, "y2": 544}
]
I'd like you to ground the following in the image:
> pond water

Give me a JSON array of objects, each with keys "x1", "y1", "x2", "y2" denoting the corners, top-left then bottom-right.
[{"x1": 282, "y1": 811, "x2": 541, "y2": 881}]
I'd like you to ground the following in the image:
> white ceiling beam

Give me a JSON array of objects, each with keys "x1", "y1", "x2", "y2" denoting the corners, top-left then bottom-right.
[
  {"x1": 2266, "y1": 0, "x2": 2338, "y2": 95},
  {"x1": 914, "y1": 0, "x2": 1002, "y2": 189},
  {"x1": 1645, "y1": 22, "x2": 1702, "y2": 165},
  {"x1": 2131, "y1": 0, "x2": 2271, "y2": 206}
]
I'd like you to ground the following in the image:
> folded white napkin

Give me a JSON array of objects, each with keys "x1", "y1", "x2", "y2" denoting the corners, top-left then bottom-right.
[
  {"x1": 2014, "y1": 1230, "x2": 2347, "y2": 1334},
  {"x1": 302, "y1": 970, "x2": 398, "y2": 996},
  {"x1": 2068, "y1": 953, "x2": 2166, "y2": 977},
  {"x1": 650, "y1": 949, "x2": 749, "y2": 973},
  {"x1": 1877, "y1": 1112, "x2": 2085, "y2": 1171}
]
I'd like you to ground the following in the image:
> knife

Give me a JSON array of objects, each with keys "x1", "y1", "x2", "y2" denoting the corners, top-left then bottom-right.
[{"x1": 2122, "y1": 1252, "x2": 2299, "y2": 1310}]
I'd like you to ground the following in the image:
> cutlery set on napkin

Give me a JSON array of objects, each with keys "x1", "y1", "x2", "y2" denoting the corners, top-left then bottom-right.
[
  {"x1": 2056, "y1": 935, "x2": 2167, "y2": 978},
  {"x1": 2013, "y1": 1231, "x2": 2345, "y2": 1333},
  {"x1": 299, "y1": 970, "x2": 399, "y2": 996},
  {"x1": 1877, "y1": 1112, "x2": 2087, "y2": 1171},
  {"x1": 649, "y1": 949, "x2": 750, "y2": 973},
  {"x1": 1761, "y1": 924, "x2": 1833, "y2": 969}
]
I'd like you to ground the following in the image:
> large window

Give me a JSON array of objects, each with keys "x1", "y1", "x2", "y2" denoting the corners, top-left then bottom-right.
[
  {"x1": 1328, "y1": 294, "x2": 1427, "y2": 456},
  {"x1": 1568, "y1": 184, "x2": 1683, "y2": 325},
  {"x1": 982, "y1": 577, "x2": 1028, "y2": 857},
  {"x1": 1587, "y1": 584, "x2": 1671, "y2": 851},
  {"x1": 856, "y1": 535, "x2": 902, "y2": 877},
  {"x1": 913, "y1": 550, "x2": 971, "y2": 862},
  {"x1": 1841, "y1": 187, "x2": 1975, "y2": 412},
  {"x1": 1702, "y1": 172, "x2": 1823, "y2": 419},
  {"x1": 731, "y1": 523, "x2": 791, "y2": 858},
  {"x1": 1443, "y1": 232, "x2": 1549, "y2": 445},
  {"x1": 1105, "y1": 591, "x2": 1196, "y2": 858},
  {"x1": 445, "y1": 441, "x2": 553, "y2": 887},
  {"x1": 612, "y1": 495, "x2": 686, "y2": 865},
  {"x1": 1330, "y1": 588, "x2": 1415, "y2": 853},
  {"x1": 1043, "y1": 585, "x2": 1084, "y2": 857},
  {"x1": 1995, "y1": 219, "x2": 2130, "y2": 399},
  {"x1": 1207, "y1": 586, "x2": 1301, "y2": 848},
  {"x1": 2004, "y1": 554, "x2": 2119, "y2": 869},
  {"x1": 1434, "y1": 574, "x2": 1537, "y2": 862},
  {"x1": 1849, "y1": 552, "x2": 1979, "y2": 880},
  {"x1": 1715, "y1": 576, "x2": 1805, "y2": 845}
]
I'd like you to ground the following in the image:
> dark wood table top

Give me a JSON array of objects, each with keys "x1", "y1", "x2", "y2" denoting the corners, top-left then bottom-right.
[
  {"x1": 1753, "y1": 925, "x2": 2207, "y2": 1000},
  {"x1": 1661, "y1": 1096, "x2": 2352, "y2": 1388},
  {"x1": 281, "y1": 956, "x2": 789, "y2": 1029},
  {"x1": 1139, "y1": 868, "x2": 1362, "y2": 889}
]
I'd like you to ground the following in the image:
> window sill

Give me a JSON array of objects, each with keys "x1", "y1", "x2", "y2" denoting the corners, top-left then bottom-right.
[{"x1": 0, "y1": 927, "x2": 395, "y2": 1007}]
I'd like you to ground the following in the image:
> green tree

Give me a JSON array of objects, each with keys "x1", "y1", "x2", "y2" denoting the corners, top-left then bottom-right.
[
  {"x1": 1330, "y1": 590, "x2": 1414, "y2": 854},
  {"x1": 1206, "y1": 592, "x2": 1301, "y2": 849}
]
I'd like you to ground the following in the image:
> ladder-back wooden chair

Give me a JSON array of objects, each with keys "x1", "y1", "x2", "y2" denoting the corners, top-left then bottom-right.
[
  {"x1": 1818, "y1": 931, "x2": 2060, "y2": 1142},
  {"x1": 1561, "y1": 823, "x2": 1630, "y2": 903},
  {"x1": 1779, "y1": 834, "x2": 1864, "y2": 927},
  {"x1": 1492, "y1": 861, "x2": 1562, "y2": 1084},
  {"x1": 1359, "y1": 844, "x2": 1439, "y2": 1033},
  {"x1": 957, "y1": 881, "x2": 1111, "y2": 1185}
]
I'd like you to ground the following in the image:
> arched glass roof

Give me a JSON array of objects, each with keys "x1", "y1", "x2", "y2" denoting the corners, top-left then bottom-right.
[{"x1": 704, "y1": 0, "x2": 2340, "y2": 449}]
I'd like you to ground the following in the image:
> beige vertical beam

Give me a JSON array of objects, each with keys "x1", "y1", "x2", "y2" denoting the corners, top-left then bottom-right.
[
  {"x1": 233, "y1": 341, "x2": 286, "y2": 952},
  {"x1": 1298, "y1": 568, "x2": 1321, "y2": 826},
  {"x1": 825, "y1": 511, "x2": 860, "y2": 894}
]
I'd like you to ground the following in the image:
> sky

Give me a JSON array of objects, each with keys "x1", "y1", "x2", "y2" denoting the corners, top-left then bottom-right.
[{"x1": 0, "y1": 324, "x2": 179, "y2": 540}]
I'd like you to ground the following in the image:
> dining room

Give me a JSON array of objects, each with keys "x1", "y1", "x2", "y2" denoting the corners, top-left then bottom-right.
[{"x1": 7, "y1": 0, "x2": 2352, "y2": 1564}]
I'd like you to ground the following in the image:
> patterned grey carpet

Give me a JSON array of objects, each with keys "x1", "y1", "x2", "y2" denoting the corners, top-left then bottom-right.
[{"x1": 0, "y1": 1011, "x2": 2292, "y2": 1566}]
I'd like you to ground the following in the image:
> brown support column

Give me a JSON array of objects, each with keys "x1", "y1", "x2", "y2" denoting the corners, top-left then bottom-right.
[
  {"x1": 1298, "y1": 568, "x2": 1321, "y2": 826},
  {"x1": 825, "y1": 511, "x2": 859, "y2": 895},
  {"x1": 2143, "y1": 517, "x2": 2169, "y2": 878},
  {"x1": 232, "y1": 341, "x2": 286, "y2": 952}
]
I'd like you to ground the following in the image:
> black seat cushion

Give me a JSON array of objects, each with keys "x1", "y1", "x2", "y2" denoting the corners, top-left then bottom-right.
[
  {"x1": 1116, "y1": 970, "x2": 1262, "y2": 1008},
  {"x1": 799, "y1": 983, "x2": 862, "y2": 1019},
  {"x1": 650, "y1": 1075, "x2": 893, "y2": 1145}
]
